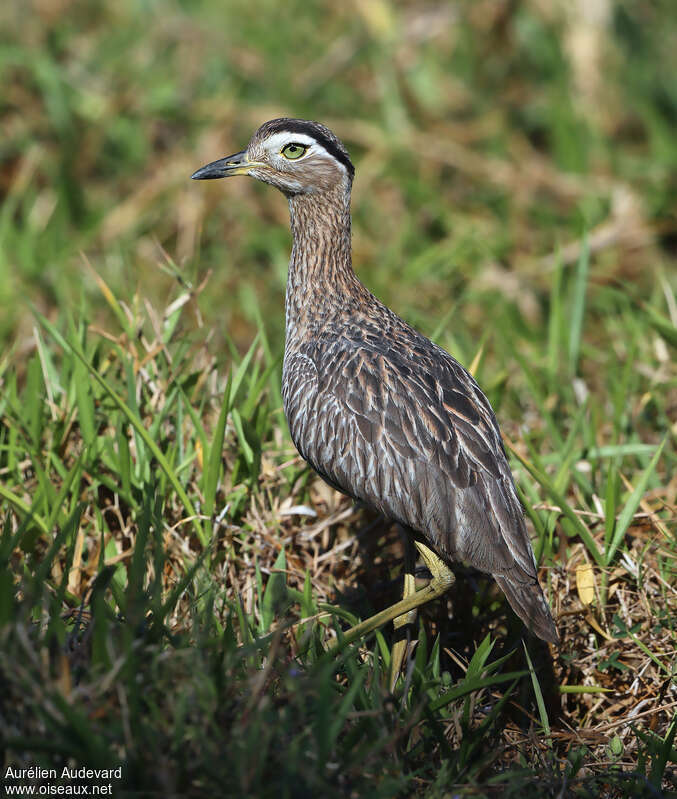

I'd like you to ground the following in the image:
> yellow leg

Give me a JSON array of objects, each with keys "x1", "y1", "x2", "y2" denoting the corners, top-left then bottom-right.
[
  {"x1": 390, "y1": 537, "x2": 418, "y2": 691},
  {"x1": 330, "y1": 541, "x2": 455, "y2": 659}
]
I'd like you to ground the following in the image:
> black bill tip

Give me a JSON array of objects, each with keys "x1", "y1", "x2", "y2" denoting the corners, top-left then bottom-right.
[{"x1": 191, "y1": 150, "x2": 248, "y2": 180}]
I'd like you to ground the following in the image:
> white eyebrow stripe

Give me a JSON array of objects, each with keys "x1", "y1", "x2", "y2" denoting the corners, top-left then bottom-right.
[
  {"x1": 258, "y1": 130, "x2": 350, "y2": 178},
  {"x1": 263, "y1": 131, "x2": 319, "y2": 152}
]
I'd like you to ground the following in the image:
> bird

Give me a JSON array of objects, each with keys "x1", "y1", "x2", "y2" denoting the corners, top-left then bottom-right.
[{"x1": 192, "y1": 118, "x2": 558, "y2": 681}]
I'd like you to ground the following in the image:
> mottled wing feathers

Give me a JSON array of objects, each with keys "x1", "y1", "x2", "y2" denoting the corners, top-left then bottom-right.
[
  {"x1": 285, "y1": 332, "x2": 529, "y2": 572},
  {"x1": 282, "y1": 316, "x2": 557, "y2": 644}
]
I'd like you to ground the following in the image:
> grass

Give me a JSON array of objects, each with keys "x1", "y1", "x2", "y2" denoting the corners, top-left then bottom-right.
[{"x1": 1, "y1": 0, "x2": 677, "y2": 796}]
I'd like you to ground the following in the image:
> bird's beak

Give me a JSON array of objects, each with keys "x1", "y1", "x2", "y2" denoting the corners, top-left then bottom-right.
[{"x1": 191, "y1": 150, "x2": 254, "y2": 180}]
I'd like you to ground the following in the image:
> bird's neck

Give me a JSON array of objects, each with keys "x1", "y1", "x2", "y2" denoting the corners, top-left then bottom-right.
[{"x1": 286, "y1": 184, "x2": 362, "y2": 337}]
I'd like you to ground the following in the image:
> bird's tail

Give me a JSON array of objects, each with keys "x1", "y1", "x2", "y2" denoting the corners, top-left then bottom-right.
[{"x1": 494, "y1": 572, "x2": 558, "y2": 644}]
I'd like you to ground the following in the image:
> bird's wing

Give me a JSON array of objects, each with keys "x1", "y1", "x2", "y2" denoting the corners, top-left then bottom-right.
[{"x1": 284, "y1": 336, "x2": 537, "y2": 580}]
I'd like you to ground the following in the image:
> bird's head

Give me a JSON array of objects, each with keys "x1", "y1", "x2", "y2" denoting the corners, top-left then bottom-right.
[{"x1": 191, "y1": 118, "x2": 354, "y2": 196}]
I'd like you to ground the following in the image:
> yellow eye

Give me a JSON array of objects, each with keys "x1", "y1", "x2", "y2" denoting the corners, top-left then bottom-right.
[{"x1": 281, "y1": 142, "x2": 308, "y2": 160}]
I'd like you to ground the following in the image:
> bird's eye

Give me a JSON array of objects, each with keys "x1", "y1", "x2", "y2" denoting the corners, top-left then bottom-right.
[{"x1": 281, "y1": 143, "x2": 309, "y2": 160}]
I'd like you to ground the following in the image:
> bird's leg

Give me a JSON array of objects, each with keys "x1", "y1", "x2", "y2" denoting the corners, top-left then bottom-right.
[
  {"x1": 334, "y1": 541, "x2": 455, "y2": 656},
  {"x1": 390, "y1": 534, "x2": 418, "y2": 691}
]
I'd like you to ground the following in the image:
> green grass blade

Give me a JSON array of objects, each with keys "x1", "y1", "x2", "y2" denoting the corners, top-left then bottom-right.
[
  {"x1": 429, "y1": 671, "x2": 528, "y2": 712},
  {"x1": 643, "y1": 303, "x2": 677, "y2": 348},
  {"x1": 231, "y1": 407, "x2": 254, "y2": 468},
  {"x1": 0, "y1": 483, "x2": 49, "y2": 537},
  {"x1": 74, "y1": 357, "x2": 96, "y2": 447},
  {"x1": 34, "y1": 309, "x2": 206, "y2": 546},
  {"x1": 34, "y1": 503, "x2": 83, "y2": 588},
  {"x1": 547, "y1": 257, "x2": 563, "y2": 387},
  {"x1": 568, "y1": 237, "x2": 589, "y2": 376},
  {"x1": 604, "y1": 438, "x2": 666, "y2": 566},
  {"x1": 44, "y1": 451, "x2": 84, "y2": 533},
  {"x1": 261, "y1": 548, "x2": 289, "y2": 632},
  {"x1": 508, "y1": 443, "x2": 603, "y2": 565},
  {"x1": 523, "y1": 642, "x2": 551, "y2": 747},
  {"x1": 203, "y1": 373, "x2": 231, "y2": 518},
  {"x1": 230, "y1": 332, "x2": 261, "y2": 406},
  {"x1": 648, "y1": 713, "x2": 677, "y2": 788}
]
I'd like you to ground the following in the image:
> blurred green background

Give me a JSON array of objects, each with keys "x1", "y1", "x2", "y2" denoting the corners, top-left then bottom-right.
[{"x1": 2, "y1": 0, "x2": 675, "y2": 361}]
